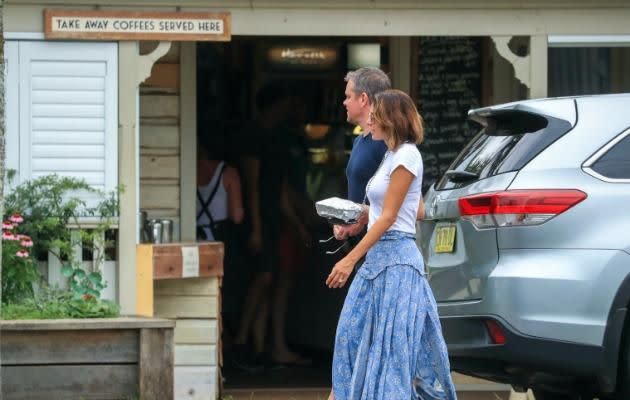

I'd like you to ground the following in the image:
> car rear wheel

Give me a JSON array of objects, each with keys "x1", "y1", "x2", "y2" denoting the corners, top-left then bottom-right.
[{"x1": 615, "y1": 320, "x2": 630, "y2": 400}]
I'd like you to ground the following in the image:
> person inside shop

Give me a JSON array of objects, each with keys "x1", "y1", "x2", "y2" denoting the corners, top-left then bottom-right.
[
  {"x1": 196, "y1": 138, "x2": 244, "y2": 242},
  {"x1": 274, "y1": 89, "x2": 317, "y2": 367},
  {"x1": 232, "y1": 81, "x2": 311, "y2": 371},
  {"x1": 196, "y1": 136, "x2": 246, "y2": 346}
]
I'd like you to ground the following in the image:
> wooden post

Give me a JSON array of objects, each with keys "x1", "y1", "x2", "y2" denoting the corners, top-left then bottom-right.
[
  {"x1": 139, "y1": 327, "x2": 174, "y2": 400},
  {"x1": 119, "y1": 41, "x2": 172, "y2": 316},
  {"x1": 118, "y1": 41, "x2": 141, "y2": 315},
  {"x1": 529, "y1": 35, "x2": 548, "y2": 99},
  {"x1": 136, "y1": 244, "x2": 155, "y2": 317},
  {"x1": 179, "y1": 42, "x2": 197, "y2": 242}
]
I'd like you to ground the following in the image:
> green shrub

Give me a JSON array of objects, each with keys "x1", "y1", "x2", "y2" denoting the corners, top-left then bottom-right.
[
  {"x1": 2, "y1": 174, "x2": 122, "y2": 317},
  {"x1": 1, "y1": 286, "x2": 120, "y2": 319}
]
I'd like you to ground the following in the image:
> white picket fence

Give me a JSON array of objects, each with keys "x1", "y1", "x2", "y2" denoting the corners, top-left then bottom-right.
[{"x1": 37, "y1": 219, "x2": 118, "y2": 302}]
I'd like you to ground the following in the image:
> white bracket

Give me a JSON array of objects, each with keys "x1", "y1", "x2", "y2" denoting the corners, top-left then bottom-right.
[
  {"x1": 491, "y1": 36, "x2": 530, "y2": 89},
  {"x1": 137, "y1": 41, "x2": 172, "y2": 85}
]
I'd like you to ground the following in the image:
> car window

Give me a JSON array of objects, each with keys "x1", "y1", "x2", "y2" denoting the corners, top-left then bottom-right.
[
  {"x1": 436, "y1": 110, "x2": 573, "y2": 190},
  {"x1": 590, "y1": 132, "x2": 630, "y2": 180}
]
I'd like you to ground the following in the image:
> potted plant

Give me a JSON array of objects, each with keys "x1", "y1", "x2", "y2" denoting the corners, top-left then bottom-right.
[{"x1": 1, "y1": 175, "x2": 174, "y2": 400}]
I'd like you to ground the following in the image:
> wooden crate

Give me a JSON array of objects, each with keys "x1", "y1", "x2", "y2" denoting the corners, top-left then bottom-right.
[
  {"x1": 0, "y1": 318, "x2": 175, "y2": 400},
  {"x1": 135, "y1": 242, "x2": 224, "y2": 317},
  {"x1": 139, "y1": 242, "x2": 224, "y2": 400}
]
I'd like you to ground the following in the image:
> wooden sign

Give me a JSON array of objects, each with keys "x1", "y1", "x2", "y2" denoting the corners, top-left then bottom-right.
[
  {"x1": 267, "y1": 45, "x2": 340, "y2": 70},
  {"x1": 137, "y1": 241, "x2": 224, "y2": 281},
  {"x1": 44, "y1": 9, "x2": 231, "y2": 41}
]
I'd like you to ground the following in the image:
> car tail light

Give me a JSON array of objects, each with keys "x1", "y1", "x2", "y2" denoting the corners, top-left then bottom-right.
[
  {"x1": 484, "y1": 320, "x2": 506, "y2": 345},
  {"x1": 459, "y1": 190, "x2": 587, "y2": 229}
]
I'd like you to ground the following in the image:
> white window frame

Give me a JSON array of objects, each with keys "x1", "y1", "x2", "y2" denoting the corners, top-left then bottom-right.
[
  {"x1": 5, "y1": 41, "x2": 20, "y2": 191},
  {"x1": 583, "y1": 128, "x2": 630, "y2": 184},
  {"x1": 549, "y1": 35, "x2": 630, "y2": 48}
]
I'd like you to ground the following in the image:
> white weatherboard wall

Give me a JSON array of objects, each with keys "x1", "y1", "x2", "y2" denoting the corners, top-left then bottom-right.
[
  {"x1": 14, "y1": 41, "x2": 118, "y2": 193},
  {"x1": 155, "y1": 277, "x2": 220, "y2": 400},
  {"x1": 139, "y1": 42, "x2": 181, "y2": 241}
]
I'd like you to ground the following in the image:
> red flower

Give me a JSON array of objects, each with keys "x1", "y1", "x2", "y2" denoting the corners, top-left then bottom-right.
[
  {"x1": 3, "y1": 232, "x2": 18, "y2": 241},
  {"x1": 16, "y1": 249, "x2": 29, "y2": 258},
  {"x1": 9, "y1": 214, "x2": 24, "y2": 224},
  {"x1": 20, "y1": 238, "x2": 34, "y2": 248},
  {"x1": 2, "y1": 221, "x2": 14, "y2": 230}
]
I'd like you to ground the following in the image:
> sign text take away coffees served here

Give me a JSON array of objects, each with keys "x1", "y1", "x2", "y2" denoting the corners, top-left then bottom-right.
[{"x1": 45, "y1": 9, "x2": 231, "y2": 41}]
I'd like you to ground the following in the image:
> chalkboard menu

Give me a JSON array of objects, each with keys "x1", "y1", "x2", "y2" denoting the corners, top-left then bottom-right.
[{"x1": 416, "y1": 37, "x2": 482, "y2": 193}]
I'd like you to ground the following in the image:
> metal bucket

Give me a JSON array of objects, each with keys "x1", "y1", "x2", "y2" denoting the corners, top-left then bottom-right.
[
  {"x1": 160, "y1": 219, "x2": 173, "y2": 243},
  {"x1": 147, "y1": 219, "x2": 163, "y2": 244}
]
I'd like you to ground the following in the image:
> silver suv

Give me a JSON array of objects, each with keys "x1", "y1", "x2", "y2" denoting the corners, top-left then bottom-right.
[{"x1": 420, "y1": 94, "x2": 630, "y2": 400}]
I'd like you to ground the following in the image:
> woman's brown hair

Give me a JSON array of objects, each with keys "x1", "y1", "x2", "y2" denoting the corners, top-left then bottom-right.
[{"x1": 372, "y1": 89, "x2": 424, "y2": 148}]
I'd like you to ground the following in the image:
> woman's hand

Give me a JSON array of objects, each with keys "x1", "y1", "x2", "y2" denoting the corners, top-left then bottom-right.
[{"x1": 326, "y1": 256, "x2": 357, "y2": 289}]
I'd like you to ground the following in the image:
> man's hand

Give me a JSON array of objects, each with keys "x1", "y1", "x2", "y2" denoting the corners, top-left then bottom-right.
[
  {"x1": 333, "y1": 206, "x2": 368, "y2": 240},
  {"x1": 333, "y1": 221, "x2": 366, "y2": 240},
  {"x1": 345, "y1": 221, "x2": 366, "y2": 237},
  {"x1": 333, "y1": 224, "x2": 350, "y2": 240}
]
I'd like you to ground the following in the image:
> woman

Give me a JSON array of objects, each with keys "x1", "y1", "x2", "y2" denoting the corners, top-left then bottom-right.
[
  {"x1": 196, "y1": 141, "x2": 244, "y2": 241},
  {"x1": 326, "y1": 89, "x2": 457, "y2": 400}
]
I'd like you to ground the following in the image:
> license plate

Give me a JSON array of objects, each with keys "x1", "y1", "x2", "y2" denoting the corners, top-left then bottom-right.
[{"x1": 434, "y1": 225, "x2": 456, "y2": 253}]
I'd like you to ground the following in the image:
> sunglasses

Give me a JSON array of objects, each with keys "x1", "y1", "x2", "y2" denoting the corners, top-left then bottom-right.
[{"x1": 319, "y1": 235, "x2": 347, "y2": 255}]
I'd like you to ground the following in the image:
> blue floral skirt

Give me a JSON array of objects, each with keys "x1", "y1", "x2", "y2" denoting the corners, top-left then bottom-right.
[{"x1": 332, "y1": 230, "x2": 457, "y2": 400}]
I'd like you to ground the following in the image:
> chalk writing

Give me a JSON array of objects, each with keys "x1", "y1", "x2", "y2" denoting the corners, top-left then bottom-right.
[{"x1": 416, "y1": 37, "x2": 482, "y2": 193}]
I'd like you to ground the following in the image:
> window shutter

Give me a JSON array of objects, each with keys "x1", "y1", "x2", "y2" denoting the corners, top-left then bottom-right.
[{"x1": 17, "y1": 41, "x2": 118, "y2": 194}]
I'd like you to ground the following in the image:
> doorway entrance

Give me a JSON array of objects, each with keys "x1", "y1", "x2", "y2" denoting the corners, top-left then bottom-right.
[{"x1": 196, "y1": 36, "x2": 389, "y2": 389}]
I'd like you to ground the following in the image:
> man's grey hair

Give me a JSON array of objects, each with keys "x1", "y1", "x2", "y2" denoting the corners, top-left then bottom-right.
[{"x1": 344, "y1": 67, "x2": 392, "y2": 104}]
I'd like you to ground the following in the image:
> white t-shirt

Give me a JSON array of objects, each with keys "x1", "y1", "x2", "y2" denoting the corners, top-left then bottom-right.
[{"x1": 366, "y1": 143, "x2": 423, "y2": 234}]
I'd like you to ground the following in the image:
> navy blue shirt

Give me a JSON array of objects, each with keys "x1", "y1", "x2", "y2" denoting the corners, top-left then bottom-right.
[{"x1": 346, "y1": 133, "x2": 388, "y2": 204}]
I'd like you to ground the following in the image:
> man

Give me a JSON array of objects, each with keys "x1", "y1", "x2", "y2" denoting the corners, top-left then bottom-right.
[
  {"x1": 333, "y1": 67, "x2": 425, "y2": 245},
  {"x1": 333, "y1": 67, "x2": 390, "y2": 243}
]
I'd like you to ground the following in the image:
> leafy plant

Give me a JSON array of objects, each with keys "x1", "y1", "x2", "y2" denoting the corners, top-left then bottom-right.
[
  {"x1": 1, "y1": 286, "x2": 119, "y2": 319},
  {"x1": 3, "y1": 174, "x2": 121, "y2": 305},
  {"x1": 5, "y1": 175, "x2": 100, "y2": 260}
]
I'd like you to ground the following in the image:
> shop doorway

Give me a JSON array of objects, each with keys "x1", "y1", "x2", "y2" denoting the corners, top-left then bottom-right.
[{"x1": 196, "y1": 36, "x2": 389, "y2": 389}]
